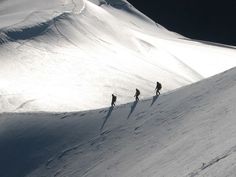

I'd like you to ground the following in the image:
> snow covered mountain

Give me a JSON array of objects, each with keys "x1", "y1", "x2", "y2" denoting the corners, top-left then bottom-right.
[
  {"x1": 1, "y1": 65, "x2": 236, "y2": 177},
  {"x1": 1, "y1": 0, "x2": 236, "y2": 177},
  {"x1": 1, "y1": 0, "x2": 236, "y2": 112}
]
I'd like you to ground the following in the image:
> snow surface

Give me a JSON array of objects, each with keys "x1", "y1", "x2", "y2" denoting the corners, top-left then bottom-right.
[
  {"x1": 1, "y1": 66, "x2": 236, "y2": 177},
  {"x1": 1, "y1": 0, "x2": 236, "y2": 112},
  {"x1": 1, "y1": 0, "x2": 236, "y2": 176}
]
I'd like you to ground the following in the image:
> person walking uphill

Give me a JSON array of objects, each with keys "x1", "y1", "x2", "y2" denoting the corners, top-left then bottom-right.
[
  {"x1": 111, "y1": 94, "x2": 117, "y2": 106},
  {"x1": 134, "y1": 88, "x2": 140, "y2": 101},
  {"x1": 155, "y1": 81, "x2": 162, "y2": 96}
]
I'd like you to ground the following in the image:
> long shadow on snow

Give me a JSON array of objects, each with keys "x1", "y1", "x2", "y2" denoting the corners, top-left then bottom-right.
[
  {"x1": 100, "y1": 106, "x2": 114, "y2": 131},
  {"x1": 150, "y1": 95, "x2": 159, "y2": 106},
  {"x1": 127, "y1": 100, "x2": 138, "y2": 119}
]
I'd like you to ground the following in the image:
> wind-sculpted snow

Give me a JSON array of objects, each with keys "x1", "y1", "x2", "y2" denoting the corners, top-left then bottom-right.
[
  {"x1": 1, "y1": 0, "x2": 236, "y2": 112},
  {"x1": 0, "y1": 0, "x2": 85, "y2": 29},
  {"x1": 1, "y1": 67, "x2": 236, "y2": 177},
  {"x1": 0, "y1": 0, "x2": 85, "y2": 44},
  {"x1": 1, "y1": 13, "x2": 74, "y2": 44}
]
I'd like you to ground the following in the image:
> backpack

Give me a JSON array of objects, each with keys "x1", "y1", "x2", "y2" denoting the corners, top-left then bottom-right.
[
  {"x1": 136, "y1": 89, "x2": 140, "y2": 96},
  {"x1": 156, "y1": 82, "x2": 162, "y2": 90},
  {"x1": 112, "y1": 95, "x2": 117, "y2": 101}
]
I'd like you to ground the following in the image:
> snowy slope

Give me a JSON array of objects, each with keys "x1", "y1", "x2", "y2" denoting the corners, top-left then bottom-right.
[
  {"x1": 1, "y1": 67, "x2": 236, "y2": 177},
  {"x1": 1, "y1": 0, "x2": 236, "y2": 112}
]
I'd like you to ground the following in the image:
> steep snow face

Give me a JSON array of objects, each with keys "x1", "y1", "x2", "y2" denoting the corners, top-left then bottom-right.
[
  {"x1": 0, "y1": 0, "x2": 236, "y2": 112},
  {"x1": 1, "y1": 67, "x2": 236, "y2": 177}
]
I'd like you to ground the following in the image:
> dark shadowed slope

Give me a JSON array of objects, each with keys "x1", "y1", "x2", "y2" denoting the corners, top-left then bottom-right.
[{"x1": 1, "y1": 67, "x2": 236, "y2": 177}]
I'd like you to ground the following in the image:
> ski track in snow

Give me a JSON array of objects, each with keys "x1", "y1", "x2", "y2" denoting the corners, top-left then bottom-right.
[{"x1": 187, "y1": 145, "x2": 236, "y2": 177}]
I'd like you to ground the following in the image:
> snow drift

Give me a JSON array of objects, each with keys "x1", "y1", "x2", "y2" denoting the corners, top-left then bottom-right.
[
  {"x1": 1, "y1": 66, "x2": 236, "y2": 177},
  {"x1": 1, "y1": 0, "x2": 236, "y2": 112}
]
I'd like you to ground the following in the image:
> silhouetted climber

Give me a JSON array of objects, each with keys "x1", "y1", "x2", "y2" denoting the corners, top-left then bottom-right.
[
  {"x1": 155, "y1": 81, "x2": 162, "y2": 96},
  {"x1": 134, "y1": 88, "x2": 140, "y2": 101},
  {"x1": 111, "y1": 94, "x2": 117, "y2": 106}
]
